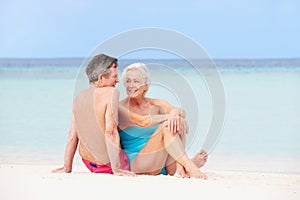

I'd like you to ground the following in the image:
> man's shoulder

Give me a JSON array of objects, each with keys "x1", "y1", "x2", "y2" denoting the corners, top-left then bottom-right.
[
  {"x1": 95, "y1": 87, "x2": 119, "y2": 93},
  {"x1": 95, "y1": 87, "x2": 120, "y2": 99},
  {"x1": 74, "y1": 89, "x2": 89, "y2": 100}
]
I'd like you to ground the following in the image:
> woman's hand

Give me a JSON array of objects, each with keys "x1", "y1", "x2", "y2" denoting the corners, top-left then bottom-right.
[
  {"x1": 167, "y1": 113, "x2": 188, "y2": 135},
  {"x1": 178, "y1": 117, "x2": 189, "y2": 135},
  {"x1": 167, "y1": 112, "x2": 180, "y2": 134}
]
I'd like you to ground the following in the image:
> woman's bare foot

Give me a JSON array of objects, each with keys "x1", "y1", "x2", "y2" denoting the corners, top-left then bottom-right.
[
  {"x1": 191, "y1": 149, "x2": 208, "y2": 168},
  {"x1": 174, "y1": 163, "x2": 188, "y2": 178},
  {"x1": 185, "y1": 162, "x2": 207, "y2": 179},
  {"x1": 190, "y1": 170, "x2": 207, "y2": 179},
  {"x1": 173, "y1": 149, "x2": 208, "y2": 178}
]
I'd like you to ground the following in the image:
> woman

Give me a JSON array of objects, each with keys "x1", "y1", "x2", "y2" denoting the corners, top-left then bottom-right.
[{"x1": 118, "y1": 63, "x2": 207, "y2": 179}]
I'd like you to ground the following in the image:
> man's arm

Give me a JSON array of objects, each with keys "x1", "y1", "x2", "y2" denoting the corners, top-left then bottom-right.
[
  {"x1": 52, "y1": 112, "x2": 78, "y2": 173},
  {"x1": 104, "y1": 89, "x2": 135, "y2": 176},
  {"x1": 104, "y1": 89, "x2": 121, "y2": 170}
]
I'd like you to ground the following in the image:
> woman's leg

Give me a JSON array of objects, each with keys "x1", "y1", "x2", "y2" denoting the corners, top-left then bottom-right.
[
  {"x1": 165, "y1": 156, "x2": 187, "y2": 177},
  {"x1": 131, "y1": 124, "x2": 207, "y2": 178},
  {"x1": 166, "y1": 135, "x2": 187, "y2": 177},
  {"x1": 131, "y1": 125, "x2": 168, "y2": 175},
  {"x1": 163, "y1": 129, "x2": 207, "y2": 178},
  {"x1": 166, "y1": 135, "x2": 208, "y2": 177}
]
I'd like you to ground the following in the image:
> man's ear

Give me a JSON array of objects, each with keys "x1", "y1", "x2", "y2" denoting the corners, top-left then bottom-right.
[
  {"x1": 98, "y1": 74, "x2": 103, "y2": 81},
  {"x1": 96, "y1": 74, "x2": 104, "y2": 87}
]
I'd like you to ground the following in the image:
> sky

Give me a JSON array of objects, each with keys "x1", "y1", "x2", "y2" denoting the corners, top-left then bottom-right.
[{"x1": 0, "y1": 0, "x2": 299, "y2": 59}]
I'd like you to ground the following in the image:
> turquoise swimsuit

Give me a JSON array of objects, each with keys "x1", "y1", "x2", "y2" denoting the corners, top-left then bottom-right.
[{"x1": 119, "y1": 125, "x2": 166, "y2": 175}]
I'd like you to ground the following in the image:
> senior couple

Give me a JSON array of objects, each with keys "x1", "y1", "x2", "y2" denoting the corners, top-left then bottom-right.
[{"x1": 52, "y1": 54, "x2": 208, "y2": 179}]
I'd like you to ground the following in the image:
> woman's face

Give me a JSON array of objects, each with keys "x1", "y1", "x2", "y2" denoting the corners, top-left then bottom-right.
[{"x1": 124, "y1": 69, "x2": 148, "y2": 98}]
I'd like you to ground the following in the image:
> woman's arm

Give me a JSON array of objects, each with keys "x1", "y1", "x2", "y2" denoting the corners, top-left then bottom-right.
[
  {"x1": 150, "y1": 99, "x2": 186, "y2": 117},
  {"x1": 150, "y1": 99, "x2": 188, "y2": 135},
  {"x1": 118, "y1": 105, "x2": 169, "y2": 127}
]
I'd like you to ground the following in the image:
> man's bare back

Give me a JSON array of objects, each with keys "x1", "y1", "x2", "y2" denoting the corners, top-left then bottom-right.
[{"x1": 74, "y1": 86, "x2": 118, "y2": 165}]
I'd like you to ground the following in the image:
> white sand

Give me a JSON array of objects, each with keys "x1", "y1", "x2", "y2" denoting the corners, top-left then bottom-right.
[{"x1": 0, "y1": 163, "x2": 299, "y2": 200}]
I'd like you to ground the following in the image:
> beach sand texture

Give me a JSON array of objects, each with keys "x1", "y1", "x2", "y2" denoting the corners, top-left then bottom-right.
[{"x1": 1, "y1": 164, "x2": 299, "y2": 200}]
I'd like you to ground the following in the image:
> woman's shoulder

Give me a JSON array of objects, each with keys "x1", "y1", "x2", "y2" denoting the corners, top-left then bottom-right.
[
  {"x1": 148, "y1": 98, "x2": 168, "y2": 105},
  {"x1": 119, "y1": 98, "x2": 128, "y2": 106},
  {"x1": 148, "y1": 98, "x2": 174, "y2": 113}
]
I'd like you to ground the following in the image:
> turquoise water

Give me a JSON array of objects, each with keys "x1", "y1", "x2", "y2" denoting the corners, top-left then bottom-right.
[{"x1": 0, "y1": 63, "x2": 299, "y2": 173}]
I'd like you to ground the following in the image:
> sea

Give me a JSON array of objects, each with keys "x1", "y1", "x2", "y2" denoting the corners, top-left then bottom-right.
[{"x1": 0, "y1": 58, "x2": 299, "y2": 174}]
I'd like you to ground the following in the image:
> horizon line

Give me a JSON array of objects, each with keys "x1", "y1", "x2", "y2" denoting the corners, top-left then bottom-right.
[{"x1": 0, "y1": 57, "x2": 300, "y2": 60}]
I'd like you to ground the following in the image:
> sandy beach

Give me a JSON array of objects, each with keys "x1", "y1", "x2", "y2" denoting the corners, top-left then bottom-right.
[{"x1": 1, "y1": 163, "x2": 299, "y2": 200}]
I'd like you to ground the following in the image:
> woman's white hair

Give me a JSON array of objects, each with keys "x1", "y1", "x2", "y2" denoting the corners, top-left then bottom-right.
[{"x1": 122, "y1": 62, "x2": 151, "y2": 86}]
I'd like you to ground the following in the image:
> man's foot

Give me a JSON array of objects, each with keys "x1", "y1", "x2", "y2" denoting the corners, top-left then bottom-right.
[{"x1": 191, "y1": 149, "x2": 208, "y2": 168}]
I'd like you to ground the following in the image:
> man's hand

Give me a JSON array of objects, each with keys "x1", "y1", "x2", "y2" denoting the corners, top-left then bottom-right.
[
  {"x1": 112, "y1": 168, "x2": 137, "y2": 177},
  {"x1": 51, "y1": 166, "x2": 72, "y2": 173}
]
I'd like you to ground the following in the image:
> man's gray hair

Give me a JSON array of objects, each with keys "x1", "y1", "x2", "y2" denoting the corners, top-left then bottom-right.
[{"x1": 85, "y1": 54, "x2": 118, "y2": 83}]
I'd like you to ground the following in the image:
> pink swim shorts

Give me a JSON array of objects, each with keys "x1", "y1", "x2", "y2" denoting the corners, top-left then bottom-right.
[{"x1": 82, "y1": 150, "x2": 130, "y2": 174}]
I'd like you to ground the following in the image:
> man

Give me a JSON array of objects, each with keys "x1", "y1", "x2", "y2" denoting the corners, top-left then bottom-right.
[{"x1": 52, "y1": 54, "x2": 135, "y2": 176}]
